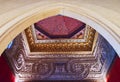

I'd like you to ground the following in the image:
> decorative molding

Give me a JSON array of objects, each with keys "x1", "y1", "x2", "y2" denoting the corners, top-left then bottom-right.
[
  {"x1": 5, "y1": 29, "x2": 116, "y2": 81},
  {"x1": 25, "y1": 25, "x2": 96, "y2": 53}
]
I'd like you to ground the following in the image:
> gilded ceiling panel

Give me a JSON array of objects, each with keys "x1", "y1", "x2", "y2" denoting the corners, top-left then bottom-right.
[{"x1": 25, "y1": 25, "x2": 96, "y2": 53}]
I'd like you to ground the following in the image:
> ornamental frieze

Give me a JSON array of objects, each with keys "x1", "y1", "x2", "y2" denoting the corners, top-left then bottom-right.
[{"x1": 5, "y1": 28, "x2": 116, "y2": 81}]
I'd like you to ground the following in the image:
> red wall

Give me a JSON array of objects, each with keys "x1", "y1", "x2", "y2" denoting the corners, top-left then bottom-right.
[
  {"x1": 0, "y1": 55, "x2": 15, "y2": 82},
  {"x1": 107, "y1": 55, "x2": 120, "y2": 82}
]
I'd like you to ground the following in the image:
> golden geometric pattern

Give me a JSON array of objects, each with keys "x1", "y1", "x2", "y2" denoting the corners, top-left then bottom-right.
[{"x1": 25, "y1": 25, "x2": 96, "y2": 52}]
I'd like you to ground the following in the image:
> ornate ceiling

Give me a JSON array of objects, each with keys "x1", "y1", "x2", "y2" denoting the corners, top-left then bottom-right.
[
  {"x1": 24, "y1": 15, "x2": 97, "y2": 53},
  {"x1": 34, "y1": 15, "x2": 85, "y2": 38},
  {"x1": 4, "y1": 15, "x2": 116, "y2": 82}
]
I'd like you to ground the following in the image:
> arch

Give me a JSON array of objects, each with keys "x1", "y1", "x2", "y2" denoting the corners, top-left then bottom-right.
[{"x1": 0, "y1": 2, "x2": 120, "y2": 56}]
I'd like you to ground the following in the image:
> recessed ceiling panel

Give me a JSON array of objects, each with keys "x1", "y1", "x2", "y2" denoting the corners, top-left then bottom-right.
[
  {"x1": 24, "y1": 15, "x2": 97, "y2": 53},
  {"x1": 4, "y1": 15, "x2": 116, "y2": 82},
  {"x1": 34, "y1": 15, "x2": 85, "y2": 38}
]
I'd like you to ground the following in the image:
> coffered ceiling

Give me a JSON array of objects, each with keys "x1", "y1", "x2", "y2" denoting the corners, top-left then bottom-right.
[
  {"x1": 24, "y1": 15, "x2": 97, "y2": 54},
  {"x1": 5, "y1": 15, "x2": 116, "y2": 82}
]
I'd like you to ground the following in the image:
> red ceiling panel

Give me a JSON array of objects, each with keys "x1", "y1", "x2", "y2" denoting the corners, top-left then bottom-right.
[{"x1": 35, "y1": 15, "x2": 85, "y2": 38}]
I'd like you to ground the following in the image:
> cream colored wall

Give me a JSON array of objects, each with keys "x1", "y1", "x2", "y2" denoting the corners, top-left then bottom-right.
[{"x1": 0, "y1": 0, "x2": 120, "y2": 56}]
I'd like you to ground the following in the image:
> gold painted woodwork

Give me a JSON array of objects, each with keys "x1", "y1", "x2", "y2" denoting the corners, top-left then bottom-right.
[{"x1": 25, "y1": 25, "x2": 96, "y2": 52}]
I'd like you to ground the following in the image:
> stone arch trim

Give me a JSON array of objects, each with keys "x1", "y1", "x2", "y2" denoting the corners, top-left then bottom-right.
[{"x1": 0, "y1": 3, "x2": 120, "y2": 56}]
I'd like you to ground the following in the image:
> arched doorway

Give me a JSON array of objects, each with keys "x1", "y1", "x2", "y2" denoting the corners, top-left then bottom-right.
[
  {"x1": 0, "y1": 1, "x2": 120, "y2": 82},
  {"x1": 0, "y1": 3, "x2": 119, "y2": 56}
]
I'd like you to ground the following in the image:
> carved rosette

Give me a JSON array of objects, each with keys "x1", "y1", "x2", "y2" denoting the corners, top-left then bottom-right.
[
  {"x1": 32, "y1": 61, "x2": 54, "y2": 79},
  {"x1": 14, "y1": 49, "x2": 25, "y2": 71},
  {"x1": 67, "y1": 59, "x2": 90, "y2": 79}
]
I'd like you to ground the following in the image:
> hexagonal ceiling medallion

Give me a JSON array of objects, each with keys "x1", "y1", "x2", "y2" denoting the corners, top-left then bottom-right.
[{"x1": 34, "y1": 15, "x2": 85, "y2": 38}]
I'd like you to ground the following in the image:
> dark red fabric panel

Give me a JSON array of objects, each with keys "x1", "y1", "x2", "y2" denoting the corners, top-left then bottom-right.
[
  {"x1": 107, "y1": 56, "x2": 120, "y2": 82},
  {"x1": 0, "y1": 56, "x2": 15, "y2": 82}
]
